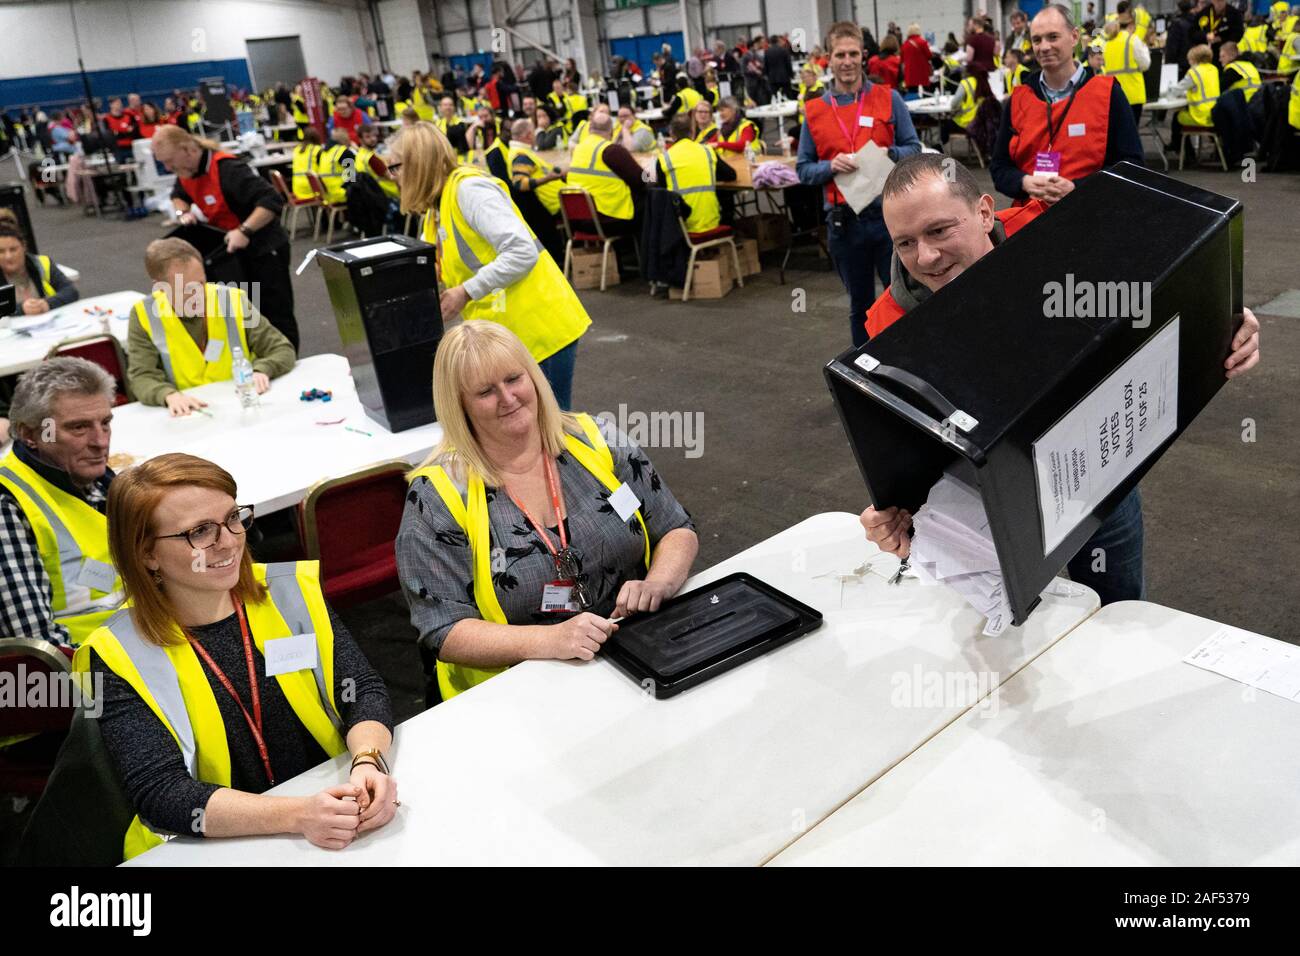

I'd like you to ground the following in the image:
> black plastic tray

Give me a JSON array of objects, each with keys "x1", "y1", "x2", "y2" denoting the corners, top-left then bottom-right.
[{"x1": 603, "y1": 573, "x2": 823, "y2": 699}]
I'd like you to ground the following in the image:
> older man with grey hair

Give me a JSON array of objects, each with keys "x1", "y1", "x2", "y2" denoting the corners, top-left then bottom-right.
[{"x1": 0, "y1": 357, "x2": 123, "y2": 645}]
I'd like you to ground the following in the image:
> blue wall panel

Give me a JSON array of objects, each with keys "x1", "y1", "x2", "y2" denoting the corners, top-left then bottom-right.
[{"x1": 1, "y1": 58, "x2": 252, "y2": 111}]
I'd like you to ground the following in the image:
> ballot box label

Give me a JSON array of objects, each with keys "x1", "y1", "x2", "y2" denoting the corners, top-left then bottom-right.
[{"x1": 1032, "y1": 316, "x2": 1180, "y2": 554}]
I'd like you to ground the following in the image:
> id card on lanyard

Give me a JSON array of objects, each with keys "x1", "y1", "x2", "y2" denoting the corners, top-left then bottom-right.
[{"x1": 1037, "y1": 84, "x2": 1081, "y2": 175}]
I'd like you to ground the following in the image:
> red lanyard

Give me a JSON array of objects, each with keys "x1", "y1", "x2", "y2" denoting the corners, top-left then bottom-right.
[
  {"x1": 188, "y1": 598, "x2": 275, "y2": 786},
  {"x1": 829, "y1": 88, "x2": 867, "y2": 154},
  {"x1": 505, "y1": 456, "x2": 570, "y2": 572}
]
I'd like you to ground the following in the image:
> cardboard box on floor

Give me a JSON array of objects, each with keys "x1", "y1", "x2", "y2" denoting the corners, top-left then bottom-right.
[
  {"x1": 737, "y1": 213, "x2": 789, "y2": 253},
  {"x1": 737, "y1": 238, "x2": 760, "y2": 276},
  {"x1": 569, "y1": 246, "x2": 620, "y2": 289},
  {"x1": 671, "y1": 247, "x2": 735, "y2": 300}
]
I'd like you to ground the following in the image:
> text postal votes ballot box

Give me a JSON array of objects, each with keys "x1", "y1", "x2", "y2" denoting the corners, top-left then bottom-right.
[{"x1": 825, "y1": 163, "x2": 1243, "y2": 626}]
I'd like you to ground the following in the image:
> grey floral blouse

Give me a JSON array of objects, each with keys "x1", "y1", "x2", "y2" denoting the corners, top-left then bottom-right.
[{"x1": 396, "y1": 417, "x2": 695, "y2": 657}]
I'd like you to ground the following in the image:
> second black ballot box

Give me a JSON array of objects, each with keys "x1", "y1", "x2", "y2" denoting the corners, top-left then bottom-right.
[
  {"x1": 318, "y1": 234, "x2": 441, "y2": 432},
  {"x1": 825, "y1": 163, "x2": 1243, "y2": 625}
]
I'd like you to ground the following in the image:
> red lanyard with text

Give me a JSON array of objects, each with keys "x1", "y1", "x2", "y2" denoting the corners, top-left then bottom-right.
[
  {"x1": 829, "y1": 88, "x2": 868, "y2": 154},
  {"x1": 188, "y1": 598, "x2": 275, "y2": 786},
  {"x1": 505, "y1": 456, "x2": 570, "y2": 576}
]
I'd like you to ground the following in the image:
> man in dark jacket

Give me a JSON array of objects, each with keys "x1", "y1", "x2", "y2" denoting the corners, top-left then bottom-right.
[
  {"x1": 764, "y1": 35, "x2": 796, "y2": 99},
  {"x1": 1164, "y1": 0, "x2": 1206, "y2": 76}
]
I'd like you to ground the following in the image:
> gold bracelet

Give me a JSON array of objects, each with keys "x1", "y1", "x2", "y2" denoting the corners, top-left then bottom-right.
[{"x1": 350, "y1": 748, "x2": 389, "y2": 774}]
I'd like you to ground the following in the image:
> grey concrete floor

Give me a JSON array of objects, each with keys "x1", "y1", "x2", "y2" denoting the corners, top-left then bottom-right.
[{"x1": 16, "y1": 159, "x2": 1300, "y2": 727}]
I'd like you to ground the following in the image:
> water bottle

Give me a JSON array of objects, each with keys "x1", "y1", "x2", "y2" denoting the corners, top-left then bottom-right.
[{"x1": 232, "y1": 346, "x2": 258, "y2": 409}]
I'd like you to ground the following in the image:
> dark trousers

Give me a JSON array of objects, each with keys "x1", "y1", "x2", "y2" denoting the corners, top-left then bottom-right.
[
  {"x1": 538, "y1": 339, "x2": 579, "y2": 409},
  {"x1": 241, "y1": 240, "x2": 300, "y2": 352},
  {"x1": 1131, "y1": 103, "x2": 1144, "y2": 127},
  {"x1": 826, "y1": 203, "x2": 891, "y2": 348},
  {"x1": 1065, "y1": 487, "x2": 1146, "y2": 605}
]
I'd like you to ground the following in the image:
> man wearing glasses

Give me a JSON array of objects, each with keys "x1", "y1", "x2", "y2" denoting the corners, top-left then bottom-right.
[{"x1": 0, "y1": 358, "x2": 124, "y2": 646}]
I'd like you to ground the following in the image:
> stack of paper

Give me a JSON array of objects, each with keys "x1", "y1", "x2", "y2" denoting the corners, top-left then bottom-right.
[{"x1": 908, "y1": 472, "x2": 1012, "y2": 635}]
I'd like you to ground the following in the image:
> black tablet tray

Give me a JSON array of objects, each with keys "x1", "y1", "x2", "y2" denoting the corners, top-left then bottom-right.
[{"x1": 603, "y1": 573, "x2": 823, "y2": 699}]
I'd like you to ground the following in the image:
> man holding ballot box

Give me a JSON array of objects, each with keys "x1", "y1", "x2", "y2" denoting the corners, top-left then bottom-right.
[
  {"x1": 858, "y1": 154, "x2": 1260, "y2": 606},
  {"x1": 797, "y1": 20, "x2": 922, "y2": 348},
  {"x1": 990, "y1": 4, "x2": 1143, "y2": 206}
]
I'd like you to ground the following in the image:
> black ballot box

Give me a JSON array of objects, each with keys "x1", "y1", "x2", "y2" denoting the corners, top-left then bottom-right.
[
  {"x1": 0, "y1": 182, "x2": 37, "y2": 252},
  {"x1": 317, "y1": 235, "x2": 441, "y2": 432},
  {"x1": 825, "y1": 163, "x2": 1243, "y2": 626}
]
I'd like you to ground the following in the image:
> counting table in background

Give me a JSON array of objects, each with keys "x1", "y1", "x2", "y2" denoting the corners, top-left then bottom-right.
[
  {"x1": 0, "y1": 290, "x2": 143, "y2": 377},
  {"x1": 128, "y1": 511, "x2": 1097, "y2": 866},
  {"x1": 769, "y1": 601, "x2": 1300, "y2": 866},
  {"x1": 108, "y1": 353, "x2": 442, "y2": 515},
  {"x1": 1139, "y1": 97, "x2": 1189, "y2": 171}
]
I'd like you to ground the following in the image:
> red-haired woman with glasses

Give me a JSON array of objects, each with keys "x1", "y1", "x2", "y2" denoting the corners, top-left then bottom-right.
[{"x1": 74, "y1": 453, "x2": 398, "y2": 860}]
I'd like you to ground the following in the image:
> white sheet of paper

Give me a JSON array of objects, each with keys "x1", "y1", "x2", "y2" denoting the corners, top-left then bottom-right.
[
  {"x1": 608, "y1": 482, "x2": 641, "y2": 522},
  {"x1": 264, "y1": 632, "x2": 318, "y2": 677},
  {"x1": 1032, "y1": 317, "x2": 1179, "y2": 555},
  {"x1": 833, "y1": 140, "x2": 894, "y2": 215},
  {"x1": 1184, "y1": 625, "x2": 1300, "y2": 703},
  {"x1": 347, "y1": 240, "x2": 407, "y2": 260},
  {"x1": 76, "y1": 558, "x2": 117, "y2": 593}
]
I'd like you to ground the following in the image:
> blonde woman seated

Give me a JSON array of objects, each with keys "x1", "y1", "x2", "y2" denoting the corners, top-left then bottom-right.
[
  {"x1": 76, "y1": 453, "x2": 398, "y2": 859},
  {"x1": 396, "y1": 322, "x2": 699, "y2": 702}
]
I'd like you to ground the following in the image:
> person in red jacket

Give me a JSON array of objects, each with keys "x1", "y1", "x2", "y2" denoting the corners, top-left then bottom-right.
[
  {"x1": 865, "y1": 153, "x2": 1048, "y2": 338},
  {"x1": 867, "y1": 34, "x2": 903, "y2": 88},
  {"x1": 329, "y1": 96, "x2": 370, "y2": 144},
  {"x1": 900, "y1": 23, "x2": 934, "y2": 93},
  {"x1": 102, "y1": 98, "x2": 140, "y2": 163}
]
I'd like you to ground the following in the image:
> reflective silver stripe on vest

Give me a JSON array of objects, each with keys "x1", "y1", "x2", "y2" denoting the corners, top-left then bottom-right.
[
  {"x1": 661, "y1": 144, "x2": 717, "y2": 195},
  {"x1": 1112, "y1": 34, "x2": 1143, "y2": 74},
  {"x1": 103, "y1": 606, "x2": 201, "y2": 777},
  {"x1": 1227, "y1": 64, "x2": 1260, "y2": 91},
  {"x1": 215, "y1": 284, "x2": 243, "y2": 352},
  {"x1": 264, "y1": 562, "x2": 342, "y2": 731},
  {"x1": 0, "y1": 465, "x2": 86, "y2": 600},
  {"x1": 568, "y1": 141, "x2": 622, "y2": 178},
  {"x1": 1190, "y1": 69, "x2": 1219, "y2": 104},
  {"x1": 448, "y1": 175, "x2": 546, "y2": 277},
  {"x1": 143, "y1": 295, "x2": 176, "y2": 385}
]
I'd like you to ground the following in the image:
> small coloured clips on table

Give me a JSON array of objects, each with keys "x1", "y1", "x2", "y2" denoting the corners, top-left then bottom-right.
[
  {"x1": 300, "y1": 388, "x2": 333, "y2": 402},
  {"x1": 83, "y1": 306, "x2": 115, "y2": 317}
]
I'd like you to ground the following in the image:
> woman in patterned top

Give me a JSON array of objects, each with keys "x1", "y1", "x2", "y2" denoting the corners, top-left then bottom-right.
[{"x1": 397, "y1": 321, "x2": 698, "y2": 701}]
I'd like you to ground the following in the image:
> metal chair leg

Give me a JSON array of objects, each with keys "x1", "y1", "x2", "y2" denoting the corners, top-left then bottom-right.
[
  {"x1": 683, "y1": 249, "x2": 697, "y2": 302},
  {"x1": 729, "y1": 239, "x2": 744, "y2": 288}
]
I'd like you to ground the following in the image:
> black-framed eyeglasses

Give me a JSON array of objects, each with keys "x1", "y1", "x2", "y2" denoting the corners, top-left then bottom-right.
[
  {"x1": 156, "y1": 505, "x2": 255, "y2": 550},
  {"x1": 385, "y1": 161, "x2": 402, "y2": 173},
  {"x1": 555, "y1": 546, "x2": 592, "y2": 610}
]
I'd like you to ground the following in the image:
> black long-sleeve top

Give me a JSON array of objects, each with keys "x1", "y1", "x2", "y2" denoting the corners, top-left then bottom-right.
[
  {"x1": 171, "y1": 149, "x2": 288, "y2": 252},
  {"x1": 89, "y1": 603, "x2": 392, "y2": 837},
  {"x1": 989, "y1": 68, "x2": 1145, "y2": 203}
]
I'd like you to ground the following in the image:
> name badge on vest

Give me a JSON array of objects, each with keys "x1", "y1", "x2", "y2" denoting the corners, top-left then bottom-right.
[
  {"x1": 203, "y1": 338, "x2": 225, "y2": 363},
  {"x1": 203, "y1": 194, "x2": 217, "y2": 205},
  {"x1": 1035, "y1": 151, "x2": 1062, "y2": 174},
  {"x1": 541, "y1": 582, "x2": 580, "y2": 614},
  {"x1": 76, "y1": 558, "x2": 116, "y2": 593},
  {"x1": 608, "y1": 482, "x2": 641, "y2": 522},
  {"x1": 264, "y1": 632, "x2": 318, "y2": 676},
  {"x1": 858, "y1": 115, "x2": 874, "y2": 128},
  {"x1": 1067, "y1": 123, "x2": 1086, "y2": 137}
]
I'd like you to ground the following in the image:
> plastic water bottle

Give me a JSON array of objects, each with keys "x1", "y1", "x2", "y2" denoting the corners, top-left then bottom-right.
[{"x1": 232, "y1": 346, "x2": 258, "y2": 409}]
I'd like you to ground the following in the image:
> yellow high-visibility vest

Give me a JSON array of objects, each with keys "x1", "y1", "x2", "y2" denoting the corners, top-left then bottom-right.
[
  {"x1": 290, "y1": 143, "x2": 320, "y2": 200},
  {"x1": 355, "y1": 145, "x2": 399, "y2": 199},
  {"x1": 1103, "y1": 31, "x2": 1148, "y2": 106},
  {"x1": 718, "y1": 118, "x2": 762, "y2": 151},
  {"x1": 677, "y1": 87, "x2": 703, "y2": 112},
  {"x1": 567, "y1": 135, "x2": 634, "y2": 220},
  {"x1": 661, "y1": 138, "x2": 721, "y2": 233},
  {"x1": 508, "y1": 142, "x2": 563, "y2": 214},
  {"x1": 424, "y1": 166, "x2": 590, "y2": 362},
  {"x1": 1280, "y1": 30, "x2": 1300, "y2": 75},
  {"x1": 1180, "y1": 62, "x2": 1220, "y2": 127},
  {"x1": 0, "y1": 451, "x2": 122, "y2": 645},
  {"x1": 131, "y1": 284, "x2": 254, "y2": 390},
  {"x1": 1223, "y1": 60, "x2": 1262, "y2": 103},
  {"x1": 74, "y1": 561, "x2": 345, "y2": 859},
  {"x1": 408, "y1": 414, "x2": 649, "y2": 701},
  {"x1": 953, "y1": 75, "x2": 982, "y2": 128},
  {"x1": 1240, "y1": 24, "x2": 1269, "y2": 53}
]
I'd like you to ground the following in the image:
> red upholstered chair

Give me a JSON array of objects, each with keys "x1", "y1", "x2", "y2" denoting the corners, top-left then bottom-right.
[
  {"x1": 47, "y1": 334, "x2": 132, "y2": 405},
  {"x1": 558, "y1": 186, "x2": 623, "y2": 292},
  {"x1": 297, "y1": 460, "x2": 411, "y2": 609},
  {"x1": 676, "y1": 214, "x2": 744, "y2": 302},
  {"x1": 0, "y1": 638, "x2": 77, "y2": 798}
]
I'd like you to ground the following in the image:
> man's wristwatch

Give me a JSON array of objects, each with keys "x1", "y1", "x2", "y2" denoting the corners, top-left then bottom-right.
[
  {"x1": 238, "y1": 223, "x2": 254, "y2": 237},
  {"x1": 351, "y1": 748, "x2": 390, "y2": 774}
]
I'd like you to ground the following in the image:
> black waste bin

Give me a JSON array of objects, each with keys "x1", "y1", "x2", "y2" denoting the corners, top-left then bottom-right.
[{"x1": 825, "y1": 163, "x2": 1243, "y2": 625}]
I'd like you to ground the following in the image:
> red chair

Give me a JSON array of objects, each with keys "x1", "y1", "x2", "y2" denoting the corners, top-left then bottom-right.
[
  {"x1": 677, "y1": 216, "x2": 745, "y2": 302},
  {"x1": 558, "y1": 186, "x2": 638, "y2": 292},
  {"x1": 0, "y1": 637, "x2": 77, "y2": 798},
  {"x1": 297, "y1": 460, "x2": 411, "y2": 609},
  {"x1": 271, "y1": 167, "x2": 321, "y2": 239},
  {"x1": 47, "y1": 334, "x2": 132, "y2": 405}
]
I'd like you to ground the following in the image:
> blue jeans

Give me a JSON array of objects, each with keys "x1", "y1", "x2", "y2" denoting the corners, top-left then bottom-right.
[
  {"x1": 826, "y1": 204, "x2": 892, "y2": 348},
  {"x1": 1066, "y1": 487, "x2": 1146, "y2": 606},
  {"x1": 539, "y1": 339, "x2": 579, "y2": 410}
]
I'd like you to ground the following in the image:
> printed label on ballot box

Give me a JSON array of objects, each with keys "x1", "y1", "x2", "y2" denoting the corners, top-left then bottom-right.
[{"x1": 1032, "y1": 316, "x2": 1180, "y2": 554}]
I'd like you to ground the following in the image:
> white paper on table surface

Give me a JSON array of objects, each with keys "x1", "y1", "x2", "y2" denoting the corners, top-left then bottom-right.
[
  {"x1": 1184, "y1": 625, "x2": 1300, "y2": 703},
  {"x1": 833, "y1": 140, "x2": 894, "y2": 215},
  {"x1": 9, "y1": 313, "x2": 59, "y2": 332},
  {"x1": 1032, "y1": 316, "x2": 1179, "y2": 556}
]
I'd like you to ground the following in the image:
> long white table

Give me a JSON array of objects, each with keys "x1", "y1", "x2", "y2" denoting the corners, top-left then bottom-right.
[
  {"x1": 769, "y1": 601, "x2": 1300, "y2": 866},
  {"x1": 108, "y1": 353, "x2": 442, "y2": 514},
  {"x1": 127, "y1": 511, "x2": 1097, "y2": 866},
  {"x1": 0, "y1": 290, "x2": 142, "y2": 377}
]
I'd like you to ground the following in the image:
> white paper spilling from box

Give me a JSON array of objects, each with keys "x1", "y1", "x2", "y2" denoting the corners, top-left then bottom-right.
[
  {"x1": 1184, "y1": 625, "x2": 1300, "y2": 703},
  {"x1": 908, "y1": 471, "x2": 1012, "y2": 635},
  {"x1": 833, "y1": 141, "x2": 894, "y2": 215}
]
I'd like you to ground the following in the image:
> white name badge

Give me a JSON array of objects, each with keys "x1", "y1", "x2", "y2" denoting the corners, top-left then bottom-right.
[
  {"x1": 858, "y1": 115, "x2": 875, "y2": 128},
  {"x1": 608, "y1": 482, "x2": 641, "y2": 522},
  {"x1": 541, "y1": 583, "x2": 579, "y2": 614},
  {"x1": 203, "y1": 338, "x2": 225, "y2": 363},
  {"x1": 203, "y1": 194, "x2": 217, "y2": 205},
  {"x1": 1067, "y1": 122, "x2": 1086, "y2": 137},
  {"x1": 264, "y1": 632, "x2": 318, "y2": 676},
  {"x1": 76, "y1": 558, "x2": 116, "y2": 593}
]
